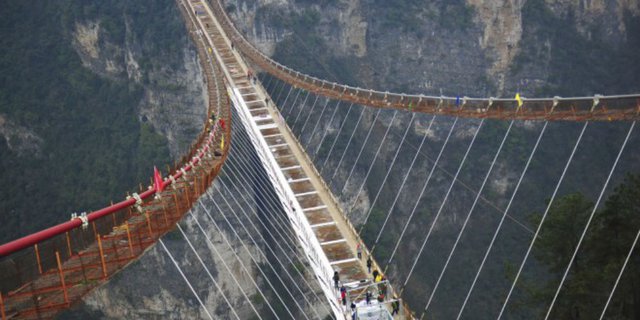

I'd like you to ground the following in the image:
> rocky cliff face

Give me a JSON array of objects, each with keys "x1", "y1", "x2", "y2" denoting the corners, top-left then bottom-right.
[
  {"x1": 224, "y1": 0, "x2": 640, "y2": 96},
  {"x1": 71, "y1": 18, "x2": 207, "y2": 159},
  {"x1": 0, "y1": 114, "x2": 44, "y2": 158}
]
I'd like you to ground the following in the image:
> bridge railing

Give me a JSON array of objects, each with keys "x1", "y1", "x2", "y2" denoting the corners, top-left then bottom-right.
[
  {"x1": 208, "y1": 0, "x2": 640, "y2": 121},
  {"x1": 0, "y1": 1, "x2": 232, "y2": 318}
]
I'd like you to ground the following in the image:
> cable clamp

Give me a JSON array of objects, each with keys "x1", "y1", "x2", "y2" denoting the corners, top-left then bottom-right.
[
  {"x1": 79, "y1": 212, "x2": 88, "y2": 229},
  {"x1": 552, "y1": 96, "x2": 561, "y2": 112},
  {"x1": 71, "y1": 211, "x2": 89, "y2": 229},
  {"x1": 592, "y1": 94, "x2": 602, "y2": 112},
  {"x1": 132, "y1": 193, "x2": 143, "y2": 206},
  {"x1": 169, "y1": 175, "x2": 177, "y2": 189},
  {"x1": 132, "y1": 192, "x2": 143, "y2": 213}
]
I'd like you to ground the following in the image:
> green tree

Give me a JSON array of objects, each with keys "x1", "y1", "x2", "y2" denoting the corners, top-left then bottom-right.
[{"x1": 523, "y1": 175, "x2": 640, "y2": 319}]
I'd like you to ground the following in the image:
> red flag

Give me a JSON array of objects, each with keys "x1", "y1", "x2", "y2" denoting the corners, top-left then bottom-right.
[
  {"x1": 154, "y1": 166, "x2": 164, "y2": 193},
  {"x1": 219, "y1": 118, "x2": 225, "y2": 130}
]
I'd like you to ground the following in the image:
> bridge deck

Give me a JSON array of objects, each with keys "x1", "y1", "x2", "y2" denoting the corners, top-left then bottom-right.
[{"x1": 186, "y1": 0, "x2": 402, "y2": 318}]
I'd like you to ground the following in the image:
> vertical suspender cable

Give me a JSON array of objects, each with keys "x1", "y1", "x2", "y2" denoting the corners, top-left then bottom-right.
[
  {"x1": 372, "y1": 115, "x2": 436, "y2": 252},
  {"x1": 498, "y1": 121, "x2": 590, "y2": 319},
  {"x1": 312, "y1": 101, "x2": 345, "y2": 159},
  {"x1": 294, "y1": 94, "x2": 320, "y2": 133},
  {"x1": 545, "y1": 121, "x2": 635, "y2": 320},
  {"x1": 210, "y1": 185, "x2": 312, "y2": 320},
  {"x1": 599, "y1": 228, "x2": 640, "y2": 319},
  {"x1": 318, "y1": 104, "x2": 360, "y2": 172},
  {"x1": 385, "y1": 117, "x2": 458, "y2": 269},
  {"x1": 334, "y1": 108, "x2": 381, "y2": 185},
  {"x1": 175, "y1": 224, "x2": 245, "y2": 320},
  {"x1": 420, "y1": 120, "x2": 514, "y2": 319},
  {"x1": 402, "y1": 119, "x2": 485, "y2": 289},
  {"x1": 221, "y1": 137, "x2": 333, "y2": 318},
  {"x1": 300, "y1": 98, "x2": 329, "y2": 141},
  {"x1": 361, "y1": 113, "x2": 417, "y2": 244},
  {"x1": 159, "y1": 239, "x2": 214, "y2": 320},
  {"x1": 197, "y1": 200, "x2": 282, "y2": 319},
  {"x1": 354, "y1": 110, "x2": 400, "y2": 231},
  {"x1": 457, "y1": 121, "x2": 548, "y2": 319},
  {"x1": 327, "y1": 107, "x2": 368, "y2": 185},
  {"x1": 205, "y1": 191, "x2": 301, "y2": 319},
  {"x1": 285, "y1": 90, "x2": 305, "y2": 117},
  {"x1": 292, "y1": 92, "x2": 314, "y2": 130}
]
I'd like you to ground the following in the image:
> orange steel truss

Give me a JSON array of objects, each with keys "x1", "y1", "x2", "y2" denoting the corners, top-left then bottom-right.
[
  {"x1": 0, "y1": 2, "x2": 231, "y2": 319},
  {"x1": 207, "y1": 0, "x2": 640, "y2": 122}
]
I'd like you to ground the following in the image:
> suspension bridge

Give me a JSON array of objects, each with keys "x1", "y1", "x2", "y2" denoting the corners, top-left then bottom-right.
[{"x1": 0, "y1": 0, "x2": 639, "y2": 319}]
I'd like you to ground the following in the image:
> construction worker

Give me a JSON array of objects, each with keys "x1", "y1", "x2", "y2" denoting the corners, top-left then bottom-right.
[
  {"x1": 391, "y1": 297, "x2": 400, "y2": 315},
  {"x1": 351, "y1": 302, "x2": 357, "y2": 320},
  {"x1": 365, "y1": 290, "x2": 372, "y2": 305},
  {"x1": 333, "y1": 271, "x2": 340, "y2": 290},
  {"x1": 372, "y1": 269, "x2": 379, "y2": 282},
  {"x1": 379, "y1": 279, "x2": 387, "y2": 298},
  {"x1": 366, "y1": 256, "x2": 372, "y2": 273},
  {"x1": 209, "y1": 112, "x2": 217, "y2": 125},
  {"x1": 356, "y1": 243, "x2": 362, "y2": 259}
]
